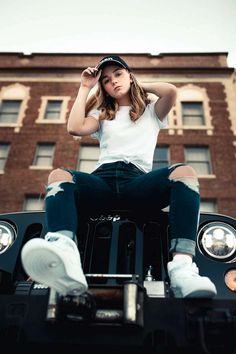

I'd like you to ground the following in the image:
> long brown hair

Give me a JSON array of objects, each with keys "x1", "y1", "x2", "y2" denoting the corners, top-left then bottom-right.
[{"x1": 85, "y1": 71, "x2": 150, "y2": 122}]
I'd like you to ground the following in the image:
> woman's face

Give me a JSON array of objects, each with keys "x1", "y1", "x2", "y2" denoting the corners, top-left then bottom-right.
[{"x1": 100, "y1": 65, "x2": 132, "y2": 100}]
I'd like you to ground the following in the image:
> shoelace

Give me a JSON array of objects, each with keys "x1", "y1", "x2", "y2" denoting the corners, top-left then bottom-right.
[{"x1": 45, "y1": 235, "x2": 75, "y2": 251}]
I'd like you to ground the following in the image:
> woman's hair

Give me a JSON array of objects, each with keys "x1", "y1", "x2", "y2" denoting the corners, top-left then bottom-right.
[{"x1": 85, "y1": 71, "x2": 151, "y2": 122}]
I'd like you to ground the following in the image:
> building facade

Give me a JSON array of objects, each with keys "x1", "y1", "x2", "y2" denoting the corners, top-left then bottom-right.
[{"x1": 0, "y1": 52, "x2": 235, "y2": 218}]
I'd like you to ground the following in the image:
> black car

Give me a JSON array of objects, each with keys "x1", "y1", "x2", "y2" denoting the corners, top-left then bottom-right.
[{"x1": 0, "y1": 209, "x2": 236, "y2": 353}]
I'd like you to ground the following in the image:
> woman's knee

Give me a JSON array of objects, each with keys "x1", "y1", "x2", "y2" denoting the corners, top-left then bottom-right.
[
  {"x1": 168, "y1": 165, "x2": 199, "y2": 193},
  {"x1": 47, "y1": 168, "x2": 73, "y2": 185},
  {"x1": 169, "y1": 165, "x2": 198, "y2": 180}
]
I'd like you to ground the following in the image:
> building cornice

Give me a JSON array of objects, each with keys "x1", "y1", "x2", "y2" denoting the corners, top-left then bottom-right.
[
  {"x1": 0, "y1": 52, "x2": 233, "y2": 72},
  {"x1": 0, "y1": 67, "x2": 233, "y2": 75}
]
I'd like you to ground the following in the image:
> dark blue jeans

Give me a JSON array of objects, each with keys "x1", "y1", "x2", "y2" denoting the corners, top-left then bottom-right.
[{"x1": 45, "y1": 161, "x2": 199, "y2": 256}]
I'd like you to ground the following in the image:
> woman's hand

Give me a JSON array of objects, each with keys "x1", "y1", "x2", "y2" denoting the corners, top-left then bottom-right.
[{"x1": 81, "y1": 67, "x2": 101, "y2": 89}]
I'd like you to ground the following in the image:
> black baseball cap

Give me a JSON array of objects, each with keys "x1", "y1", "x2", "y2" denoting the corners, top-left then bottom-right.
[{"x1": 96, "y1": 55, "x2": 131, "y2": 71}]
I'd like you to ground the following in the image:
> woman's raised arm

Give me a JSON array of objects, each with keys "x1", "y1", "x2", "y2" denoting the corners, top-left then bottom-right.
[
  {"x1": 67, "y1": 67, "x2": 101, "y2": 136},
  {"x1": 141, "y1": 82, "x2": 177, "y2": 120}
]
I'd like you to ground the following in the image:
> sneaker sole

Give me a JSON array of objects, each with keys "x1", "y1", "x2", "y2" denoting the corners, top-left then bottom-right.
[
  {"x1": 21, "y1": 239, "x2": 88, "y2": 296},
  {"x1": 171, "y1": 284, "x2": 217, "y2": 298},
  {"x1": 185, "y1": 288, "x2": 217, "y2": 298}
]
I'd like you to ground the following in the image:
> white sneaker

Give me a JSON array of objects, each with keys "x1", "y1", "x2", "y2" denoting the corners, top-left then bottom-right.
[
  {"x1": 21, "y1": 232, "x2": 88, "y2": 296},
  {"x1": 167, "y1": 256, "x2": 217, "y2": 298}
]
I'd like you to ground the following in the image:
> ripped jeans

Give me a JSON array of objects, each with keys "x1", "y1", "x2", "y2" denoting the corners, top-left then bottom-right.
[{"x1": 45, "y1": 161, "x2": 200, "y2": 256}]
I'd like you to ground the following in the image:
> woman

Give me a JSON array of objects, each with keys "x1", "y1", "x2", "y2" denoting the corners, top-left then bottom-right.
[{"x1": 21, "y1": 55, "x2": 217, "y2": 298}]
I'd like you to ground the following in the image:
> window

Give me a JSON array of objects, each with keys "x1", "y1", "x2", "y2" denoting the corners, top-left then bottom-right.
[
  {"x1": 36, "y1": 96, "x2": 70, "y2": 124},
  {"x1": 175, "y1": 85, "x2": 213, "y2": 133},
  {"x1": 44, "y1": 100, "x2": 63, "y2": 120},
  {"x1": 33, "y1": 143, "x2": 55, "y2": 167},
  {"x1": 0, "y1": 143, "x2": 10, "y2": 171},
  {"x1": 200, "y1": 200, "x2": 217, "y2": 213},
  {"x1": 181, "y1": 102, "x2": 205, "y2": 126},
  {"x1": 185, "y1": 147, "x2": 212, "y2": 175},
  {"x1": 23, "y1": 196, "x2": 45, "y2": 211},
  {"x1": 0, "y1": 84, "x2": 30, "y2": 132},
  {"x1": 77, "y1": 146, "x2": 100, "y2": 173},
  {"x1": 153, "y1": 147, "x2": 169, "y2": 170},
  {"x1": 0, "y1": 100, "x2": 22, "y2": 123}
]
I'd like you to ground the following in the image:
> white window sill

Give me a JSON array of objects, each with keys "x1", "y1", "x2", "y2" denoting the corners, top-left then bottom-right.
[
  {"x1": 0, "y1": 170, "x2": 4, "y2": 174},
  {"x1": 168, "y1": 126, "x2": 213, "y2": 130},
  {"x1": 198, "y1": 174, "x2": 216, "y2": 179},
  {"x1": 29, "y1": 165, "x2": 53, "y2": 170},
  {"x1": 182, "y1": 126, "x2": 212, "y2": 130},
  {"x1": 0, "y1": 123, "x2": 22, "y2": 133},
  {"x1": 35, "y1": 119, "x2": 66, "y2": 124}
]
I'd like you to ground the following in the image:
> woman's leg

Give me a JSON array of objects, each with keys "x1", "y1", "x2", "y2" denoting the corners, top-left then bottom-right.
[
  {"x1": 168, "y1": 164, "x2": 200, "y2": 257},
  {"x1": 121, "y1": 163, "x2": 217, "y2": 297},
  {"x1": 45, "y1": 167, "x2": 115, "y2": 236},
  {"x1": 165, "y1": 165, "x2": 215, "y2": 297},
  {"x1": 121, "y1": 163, "x2": 199, "y2": 256},
  {"x1": 45, "y1": 168, "x2": 78, "y2": 238},
  {"x1": 21, "y1": 167, "x2": 113, "y2": 296}
]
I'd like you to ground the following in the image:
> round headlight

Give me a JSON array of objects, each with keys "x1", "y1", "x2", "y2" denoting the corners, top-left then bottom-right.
[
  {"x1": 0, "y1": 221, "x2": 17, "y2": 254},
  {"x1": 197, "y1": 222, "x2": 236, "y2": 262}
]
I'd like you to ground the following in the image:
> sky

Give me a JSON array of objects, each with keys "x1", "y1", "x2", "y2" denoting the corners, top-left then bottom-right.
[{"x1": 0, "y1": 0, "x2": 236, "y2": 68}]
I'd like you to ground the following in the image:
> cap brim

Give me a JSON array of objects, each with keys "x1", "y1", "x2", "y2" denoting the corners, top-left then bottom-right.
[{"x1": 97, "y1": 60, "x2": 127, "y2": 70}]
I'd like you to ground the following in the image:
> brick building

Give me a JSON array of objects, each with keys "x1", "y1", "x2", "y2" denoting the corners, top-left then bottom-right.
[{"x1": 0, "y1": 52, "x2": 235, "y2": 218}]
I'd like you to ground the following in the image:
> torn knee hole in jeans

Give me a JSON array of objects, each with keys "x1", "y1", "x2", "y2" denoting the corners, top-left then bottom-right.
[
  {"x1": 46, "y1": 180, "x2": 75, "y2": 198},
  {"x1": 168, "y1": 176, "x2": 200, "y2": 193}
]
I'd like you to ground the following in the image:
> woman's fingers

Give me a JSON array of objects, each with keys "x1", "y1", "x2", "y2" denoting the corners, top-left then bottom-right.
[
  {"x1": 85, "y1": 67, "x2": 100, "y2": 77},
  {"x1": 81, "y1": 67, "x2": 102, "y2": 88}
]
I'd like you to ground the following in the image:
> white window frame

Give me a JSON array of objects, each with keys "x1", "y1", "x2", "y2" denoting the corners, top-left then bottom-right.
[
  {"x1": 0, "y1": 84, "x2": 30, "y2": 132},
  {"x1": 169, "y1": 84, "x2": 213, "y2": 135},
  {"x1": 30, "y1": 143, "x2": 55, "y2": 170},
  {"x1": 36, "y1": 96, "x2": 70, "y2": 124},
  {"x1": 0, "y1": 143, "x2": 10, "y2": 173}
]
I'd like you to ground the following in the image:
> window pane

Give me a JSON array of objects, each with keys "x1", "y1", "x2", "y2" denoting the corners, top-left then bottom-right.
[
  {"x1": 200, "y1": 201, "x2": 217, "y2": 213},
  {"x1": 24, "y1": 197, "x2": 45, "y2": 211},
  {"x1": 36, "y1": 156, "x2": 53, "y2": 166},
  {"x1": 44, "y1": 100, "x2": 62, "y2": 119},
  {"x1": 0, "y1": 160, "x2": 5, "y2": 170},
  {"x1": 34, "y1": 144, "x2": 54, "y2": 166},
  {"x1": 37, "y1": 144, "x2": 54, "y2": 155},
  {"x1": 186, "y1": 147, "x2": 209, "y2": 161},
  {"x1": 185, "y1": 147, "x2": 212, "y2": 175},
  {"x1": 153, "y1": 161, "x2": 169, "y2": 170},
  {"x1": 80, "y1": 146, "x2": 100, "y2": 159},
  {"x1": 182, "y1": 102, "x2": 205, "y2": 126},
  {"x1": 0, "y1": 100, "x2": 21, "y2": 123},
  {"x1": 153, "y1": 147, "x2": 169, "y2": 170},
  {"x1": 189, "y1": 162, "x2": 210, "y2": 175},
  {"x1": 79, "y1": 160, "x2": 98, "y2": 173},
  {"x1": 153, "y1": 147, "x2": 168, "y2": 160},
  {"x1": 0, "y1": 144, "x2": 10, "y2": 158},
  {"x1": 78, "y1": 146, "x2": 100, "y2": 172},
  {"x1": 0, "y1": 143, "x2": 10, "y2": 170}
]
